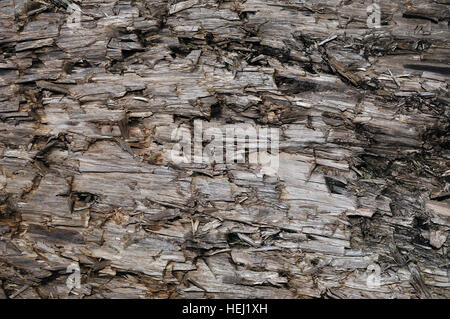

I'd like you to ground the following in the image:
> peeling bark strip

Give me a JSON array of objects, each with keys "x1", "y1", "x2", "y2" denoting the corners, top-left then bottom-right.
[{"x1": 0, "y1": 0, "x2": 449, "y2": 299}]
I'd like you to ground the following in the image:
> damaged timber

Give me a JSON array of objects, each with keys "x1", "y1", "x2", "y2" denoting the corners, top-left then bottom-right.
[{"x1": 0, "y1": 0, "x2": 449, "y2": 299}]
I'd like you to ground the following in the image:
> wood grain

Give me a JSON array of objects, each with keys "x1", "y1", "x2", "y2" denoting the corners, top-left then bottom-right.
[{"x1": 0, "y1": 0, "x2": 448, "y2": 298}]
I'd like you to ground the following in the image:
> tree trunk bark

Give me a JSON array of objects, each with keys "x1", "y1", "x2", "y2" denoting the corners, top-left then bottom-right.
[{"x1": 0, "y1": 0, "x2": 448, "y2": 298}]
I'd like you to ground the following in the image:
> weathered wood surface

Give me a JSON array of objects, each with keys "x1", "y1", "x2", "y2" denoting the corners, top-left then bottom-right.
[{"x1": 0, "y1": 0, "x2": 449, "y2": 298}]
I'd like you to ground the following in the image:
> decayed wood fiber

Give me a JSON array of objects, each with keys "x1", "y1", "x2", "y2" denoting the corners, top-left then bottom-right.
[{"x1": 0, "y1": 0, "x2": 449, "y2": 299}]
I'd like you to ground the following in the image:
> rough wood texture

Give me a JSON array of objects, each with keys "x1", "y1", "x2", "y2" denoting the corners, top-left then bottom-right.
[{"x1": 0, "y1": 0, "x2": 449, "y2": 299}]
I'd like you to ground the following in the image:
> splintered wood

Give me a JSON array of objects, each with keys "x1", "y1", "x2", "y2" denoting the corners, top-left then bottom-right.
[{"x1": 0, "y1": 0, "x2": 449, "y2": 299}]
